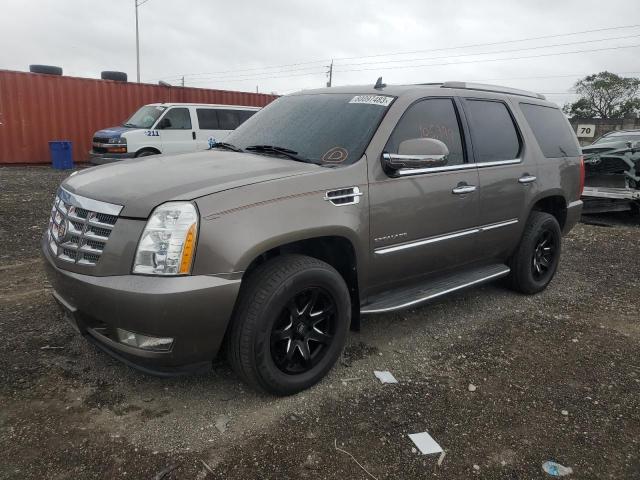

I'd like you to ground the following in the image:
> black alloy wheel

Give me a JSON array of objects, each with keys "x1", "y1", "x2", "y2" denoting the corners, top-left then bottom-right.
[
  {"x1": 507, "y1": 211, "x2": 562, "y2": 294},
  {"x1": 227, "y1": 254, "x2": 350, "y2": 395},
  {"x1": 531, "y1": 229, "x2": 557, "y2": 281},
  {"x1": 270, "y1": 287, "x2": 336, "y2": 375}
]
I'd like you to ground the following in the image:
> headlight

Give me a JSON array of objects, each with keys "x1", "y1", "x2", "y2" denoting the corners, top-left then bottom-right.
[
  {"x1": 133, "y1": 202, "x2": 198, "y2": 275},
  {"x1": 108, "y1": 136, "x2": 127, "y2": 144}
]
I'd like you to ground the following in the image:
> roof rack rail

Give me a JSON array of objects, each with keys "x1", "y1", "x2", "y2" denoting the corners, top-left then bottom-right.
[{"x1": 440, "y1": 81, "x2": 546, "y2": 100}]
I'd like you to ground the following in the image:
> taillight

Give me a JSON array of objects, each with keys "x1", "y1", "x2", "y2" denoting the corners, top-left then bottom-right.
[{"x1": 578, "y1": 155, "x2": 585, "y2": 197}]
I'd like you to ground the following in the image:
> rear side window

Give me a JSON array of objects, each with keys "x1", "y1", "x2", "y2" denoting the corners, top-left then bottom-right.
[
  {"x1": 197, "y1": 109, "x2": 255, "y2": 130},
  {"x1": 385, "y1": 98, "x2": 466, "y2": 166},
  {"x1": 519, "y1": 103, "x2": 580, "y2": 158},
  {"x1": 238, "y1": 110, "x2": 257, "y2": 124},
  {"x1": 464, "y1": 100, "x2": 521, "y2": 162},
  {"x1": 161, "y1": 108, "x2": 192, "y2": 130},
  {"x1": 217, "y1": 110, "x2": 241, "y2": 130},
  {"x1": 196, "y1": 109, "x2": 219, "y2": 129}
]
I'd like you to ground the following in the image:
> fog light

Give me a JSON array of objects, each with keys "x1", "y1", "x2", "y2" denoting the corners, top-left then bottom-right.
[{"x1": 116, "y1": 328, "x2": 174, "y2": 352}]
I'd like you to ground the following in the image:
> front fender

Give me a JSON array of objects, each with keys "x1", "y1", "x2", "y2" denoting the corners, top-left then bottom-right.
[{"x1": 191, "y1": 163, "x2": 370, "y2": 279}]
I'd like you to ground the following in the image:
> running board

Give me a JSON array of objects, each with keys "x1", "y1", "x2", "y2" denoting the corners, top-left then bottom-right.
[{"x1": 360, "y1": 264, "x2": 510, "y2": 314}]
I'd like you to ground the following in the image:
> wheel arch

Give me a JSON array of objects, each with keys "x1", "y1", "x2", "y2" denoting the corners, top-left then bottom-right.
[
  {"x1": 240, "y1": 233, "x2": 362, "y2": 330},
  {"x1": 529, "y1": 192, "x2": 568, "y2": 230},
  {"x1": 135, "y1": 146, "x2": 162, "y2": 157}
]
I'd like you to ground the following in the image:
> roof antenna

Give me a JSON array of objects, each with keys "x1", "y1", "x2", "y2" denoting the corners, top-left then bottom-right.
[{"x1": 374, "y1": 76, "x2": 386, "y2": 89}]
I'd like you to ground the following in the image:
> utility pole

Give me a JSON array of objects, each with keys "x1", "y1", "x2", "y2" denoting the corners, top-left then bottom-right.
[
  {"x1": 181, "y1": 76, "x2": 185, "y2": 87},
  {"x1": 135, "y1": 0, "x2": 140, "y2": 82},
  {"x1": 326, "y1": 59, "x2": 333, "y2": 87},
  {"x1": 135, "y1": 0, "x2": 151, "y2": 83}
]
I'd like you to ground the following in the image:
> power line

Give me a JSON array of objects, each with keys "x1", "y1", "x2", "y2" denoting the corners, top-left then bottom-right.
[
  {"x1": 184, "y1": 45, "x2": 639, "y2": 85},
  {"x1": 334, "y1": 33, "x2": 640, "y2": 69},
  {"x1": 167, "y1": 36, "x2": 640, "y2": 84},
  {"x1": 186, "y1": 68, "x2": 327, "y2": 85},
  {"x1": 334, "y1": 23, "x2": 640, "y2": 61},
  {"x1": 151, "y1": 23, "x2": 640, "y2": 82},
  {"x1": 466, "y1": 71, "x2": 640, "y2": 83},
  {"x1": 333, "y1": 43, "x2": 640, "y2": 74}
]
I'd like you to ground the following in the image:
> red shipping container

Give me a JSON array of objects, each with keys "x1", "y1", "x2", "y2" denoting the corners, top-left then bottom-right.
[{"x1": 0, "y1": 70, "x2": 277, "y2": 164}]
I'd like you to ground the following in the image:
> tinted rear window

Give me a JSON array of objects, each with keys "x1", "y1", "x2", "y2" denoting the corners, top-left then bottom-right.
[
  {"x1": 464, "y1": 100, "x2": 521, "y2": 162},
  {"x1": 217, "y1": 110, "x2": 239, "y2": 130},
  {"x1": 197, "y1": 109, "x2": 256, "y2": 130},
  {"x1": 196, "y1": 108, "x2": 219, "y2": 129},
  {"x1": 238, "y1": 110, "x2": 257, "y2": 123},
  {"x1": 519, "y1": 103, "x2": 580, "y2": 158}
]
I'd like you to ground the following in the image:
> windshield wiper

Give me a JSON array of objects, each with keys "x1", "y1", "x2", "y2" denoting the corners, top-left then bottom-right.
[
  {"x1": 122, "y1": 123, "x2": 137, "y2": 128},
  {"x1": 212, "y1": 142, "x2": 243, "y2": 152},
  {"x1": 245, "y1": 145, "x2": 319, "y2": 164}
]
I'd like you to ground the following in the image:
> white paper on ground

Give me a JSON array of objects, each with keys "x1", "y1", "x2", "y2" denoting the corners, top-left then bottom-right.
[
  {"x1": 374, "y1": 370, "x2": 398, "y2": 384},
  {"x1": 408, "y1": 432, "x2": 443, "y2": 455}
]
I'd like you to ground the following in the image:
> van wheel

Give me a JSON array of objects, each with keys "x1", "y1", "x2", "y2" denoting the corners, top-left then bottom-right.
[
  {"x1": 227, "y1": 254, "x2": 350, "y2": 396},
  {"x1": 136, "y1": 150, "x2": 157, "y2": 157},
  {"x1": 507, "y1": 211, "x2": 561, "y2": 294}
]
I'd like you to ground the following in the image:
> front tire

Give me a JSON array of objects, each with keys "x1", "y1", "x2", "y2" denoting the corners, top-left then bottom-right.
[
  {"x1": 507, "y1": 211, "x2": 561, "y2": 294},
  {"x1": 227, "y1": 255, "x2": 351, "y2": 396},
  {"x1": 135, "y1": 149, "x2": 158, "y2": 158}
]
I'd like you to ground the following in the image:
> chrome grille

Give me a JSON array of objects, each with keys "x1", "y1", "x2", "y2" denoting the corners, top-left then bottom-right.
[{"x1": 47, "y1": 188, "x2": 123, "y2": 267}]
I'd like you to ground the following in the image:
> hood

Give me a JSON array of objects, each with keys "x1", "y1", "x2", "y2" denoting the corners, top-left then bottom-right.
[
  {"x1": 93, "y1": 125, "x2": 138, "y2": 139},
  {"x1": 62, "y1": 151, "x2": 320, "y2": 218}
]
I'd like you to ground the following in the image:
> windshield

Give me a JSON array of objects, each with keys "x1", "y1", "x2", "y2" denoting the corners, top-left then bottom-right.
[
  {"x1": 224, "y1": 93, "x2": 394, "y2": 165},
  {"x1": 594, "y1": 133, "x2": 640, "y2": 144},
  {"x1": 123, "y1": 105, "x2": 167, "y2": 128}
]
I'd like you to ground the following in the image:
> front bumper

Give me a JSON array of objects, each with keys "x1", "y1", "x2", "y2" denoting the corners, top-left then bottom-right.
[
  {"x1": 42, "y1": 238, "x2": 241, "y2": 375},
  {"x1": 89, "y1": 150, "x2": 136, "y2": 165},
  {"x1": 563, "y1": 199, "x2": 583, "y2": 234}
]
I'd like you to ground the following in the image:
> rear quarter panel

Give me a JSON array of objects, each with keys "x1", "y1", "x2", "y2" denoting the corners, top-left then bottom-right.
[{"x1": 509, "y1": 99, "x2": 582, "y2": 206}]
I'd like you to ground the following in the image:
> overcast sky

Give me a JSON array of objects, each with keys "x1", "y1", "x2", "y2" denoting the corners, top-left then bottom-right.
[{"x1": 1, "y1": 0, "x2": 639, "y2": 107}]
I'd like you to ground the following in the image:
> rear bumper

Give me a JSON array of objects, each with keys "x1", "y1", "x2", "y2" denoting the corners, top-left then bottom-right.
[
  {"x1": 89, "y1": 150, "x2": 135, "y2": 165},
  {"x1": 42, "y1": 237, "x2": 241, "y2": 375},
  {"x1": 563, "y1": 199, "x2": 583, "y2": 235},
  {"x1": 582, "y1": 186, "x2": 640, "y2": 200}
]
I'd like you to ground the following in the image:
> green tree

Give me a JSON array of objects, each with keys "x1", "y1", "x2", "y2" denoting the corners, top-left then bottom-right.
[{"x1": 563, "y1": 71, "x2": 640, "y2": 119}]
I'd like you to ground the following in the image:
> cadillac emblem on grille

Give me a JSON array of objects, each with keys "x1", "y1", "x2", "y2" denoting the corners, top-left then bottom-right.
[
  {"x1": 56, "y1": 219, "x2": 68, "y2": 241},
  {"x1": 47, "y1": 188, "x2": 123, "y2": 267}
]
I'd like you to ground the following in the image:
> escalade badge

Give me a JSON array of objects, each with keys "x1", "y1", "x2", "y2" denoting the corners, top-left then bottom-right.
[{"x1": 374, "y1": 232, "x2": 408, "y2": 242}]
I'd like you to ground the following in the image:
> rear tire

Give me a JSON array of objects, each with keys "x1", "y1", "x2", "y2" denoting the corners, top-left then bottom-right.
[
  {"x1": 507, "y1": 211, "x2": 561, "y2": 294},
  {"x1": 227, "y1": 254, "x2": 350, "y2": 396}
]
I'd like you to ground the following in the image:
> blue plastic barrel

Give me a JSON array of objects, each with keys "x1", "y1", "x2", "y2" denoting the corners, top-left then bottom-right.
[{"x1": 49, "y1": 141, "x2": 74, "y2": 169}]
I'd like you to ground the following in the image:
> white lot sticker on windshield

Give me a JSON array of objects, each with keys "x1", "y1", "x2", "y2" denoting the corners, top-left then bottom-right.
[{"x1": 349, "y1": 95, "x2": 393, "y2": 106}]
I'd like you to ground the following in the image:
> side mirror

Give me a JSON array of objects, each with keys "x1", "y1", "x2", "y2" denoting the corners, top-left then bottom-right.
[
  {"x1": 382, "y1": 138, "x2": 449, "y2": 172},
  {"x1": 157, "y1": 117, "x2": 171, "y2": 129}
]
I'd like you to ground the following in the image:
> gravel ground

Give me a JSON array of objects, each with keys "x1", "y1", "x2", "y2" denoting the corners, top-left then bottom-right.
[{"x1": 0, "y1": 166, "x2": 639, "y2": 479}]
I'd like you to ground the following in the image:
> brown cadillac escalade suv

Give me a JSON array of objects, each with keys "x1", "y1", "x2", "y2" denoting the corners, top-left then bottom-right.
[{"x1": 42, "y1": 81, "x2": 584, "y2": 395}]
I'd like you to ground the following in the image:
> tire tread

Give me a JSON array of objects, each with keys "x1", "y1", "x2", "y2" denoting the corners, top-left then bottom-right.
[{"x1": 227, "y1": 254, "x2": 348, "y2": 395}]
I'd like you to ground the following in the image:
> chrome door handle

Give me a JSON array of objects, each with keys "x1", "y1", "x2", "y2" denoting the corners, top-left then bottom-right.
[
  {"x1": 452, "y1": 185, "x2": 477, "y2": 194},
  {"x1": 518, "y1": 175, "x2": 537, "y2": 184}
]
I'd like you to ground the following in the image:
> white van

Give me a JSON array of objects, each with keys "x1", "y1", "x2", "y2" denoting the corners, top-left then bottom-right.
[{"x1": 89, "y1": 103, "x2": 261, "y2": 164}]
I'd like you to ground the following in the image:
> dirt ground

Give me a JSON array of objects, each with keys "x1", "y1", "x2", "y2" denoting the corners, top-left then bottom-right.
[{"x1": 1, "y1": 166, "x2": 639, "y2": 479}]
